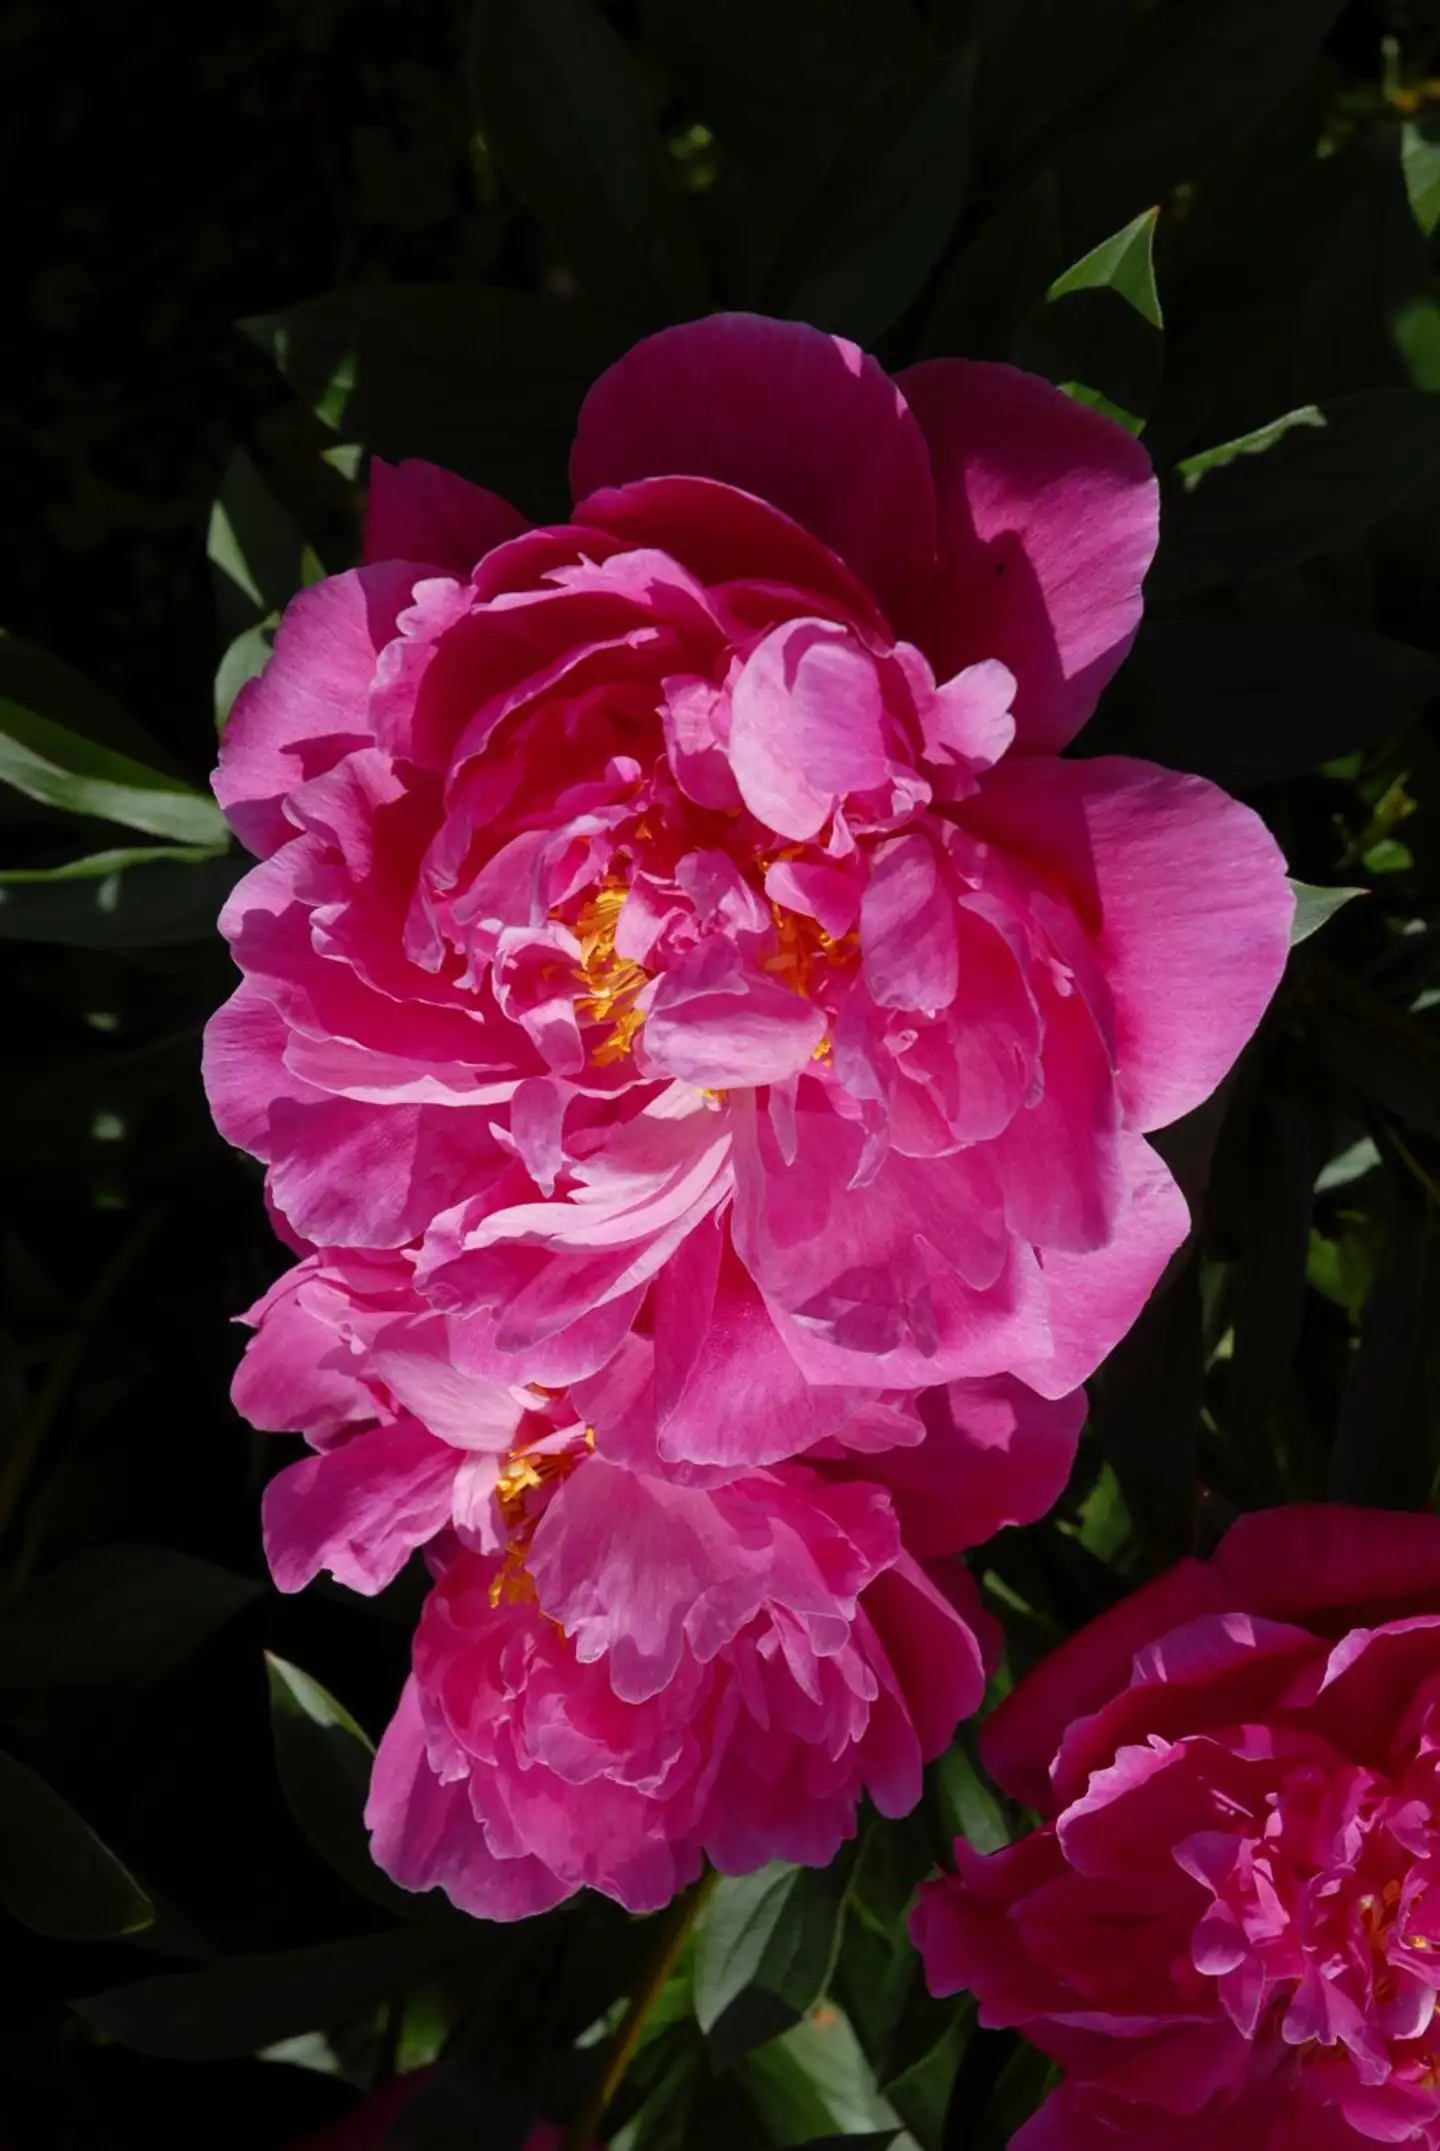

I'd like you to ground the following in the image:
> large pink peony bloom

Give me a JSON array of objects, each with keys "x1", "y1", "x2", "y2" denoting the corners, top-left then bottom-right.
[
  {"x1": 912, "y1": 1506, "x2": 1440, "y2": 2150},
  {"x1": 234, "y1": 1245, "x2": 1083, "y2": 1916},
  {"x1": 205, "y1": 314, "x2": 1294, "y2": 1430}
]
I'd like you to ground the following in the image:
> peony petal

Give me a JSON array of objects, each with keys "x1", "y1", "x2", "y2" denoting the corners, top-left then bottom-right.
[
  {"x1": 861, "y1": 833, "x2": 960, "y2": 1016},
  {"x1": 569, "y1": 313, "x2": 938, "y2": 624},
  {"x1": 642, "y1": 938, "x2": 827, "y2": 1088},
  {"x1": 729, "y1": 620, "x2": 891, "y2": 840},
  {"x1": 966, "y1": 755, "x2": 1294, "y2": 1134},
  {"x1": 363, "y1": 457, "x2": 529, "y2": 575},
  {"x1": 1004, "y1": 1132, "x2": 1191, "y2": 1400},
  {"x1": 981, "y1": 1558, "x2": 1233, "y2": 1811},
  {"x1": 215, "y1": 562, "x2": 419, "y2": 856},
  {"x1": 1209, "y1": 1504, "x2": 1440, "y2": 1638},
  {"x1": 898, "y1": 358, "x2": 1157, "y2": 752},
  {"x1": 263, "y1": 1419, "x2": 460, "y2": 1594}
]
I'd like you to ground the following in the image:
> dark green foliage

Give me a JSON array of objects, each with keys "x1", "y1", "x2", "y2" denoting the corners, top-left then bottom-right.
[{"x1": 6, "y1": 2, "x2": 1440, "y2": 2146}]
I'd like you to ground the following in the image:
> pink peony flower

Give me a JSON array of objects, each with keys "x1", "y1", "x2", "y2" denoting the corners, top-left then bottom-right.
[
  {"x1": 911, "y1": 1505, "x2": 1440, "y2": 2150},
  {"x1": 205, "y1": 314, "x2": 1294, "y2": 1435},
  {"x1": 233, "y1": 1244, "x2": 1083, "y2": 1916}
]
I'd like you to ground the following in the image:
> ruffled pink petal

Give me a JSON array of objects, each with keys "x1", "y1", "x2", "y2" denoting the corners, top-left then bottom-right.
[
  {"x1": 569, "y1": 313, "x2": 938, "y2": 625},
  {"x1": 363, "y1": 457, "x2": 529, "y2": 575},
  {"x1": 967, "y1": 755, "x2": 1295, "y2": 1134},
  {"x1": 861, "y1": 833, "x2": 960, "y2": 1016},
  {"x1": 642, "y1": 937, "x2": 826, "y2": 1088},
  {"x1": 366, "y1": 1680, "x2": 569, "y2": 1920},
  {"x1": 214, "y1": 562, "x2": 419, "y2": 856},
  {"x1": 898, "y1": 358, "x2": 1157, "y2": 752},
  {"x1": 728, "y1": 620, "x2": 891, "y2": 841},
  {"x1": 263, "y1": 1420, "x2": 460, "y2": 1593}
]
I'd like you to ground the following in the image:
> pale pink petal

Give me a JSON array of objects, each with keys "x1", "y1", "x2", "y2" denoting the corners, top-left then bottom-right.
[
  {"x1": 642, "y1": 938, "x2": 826, "y2": 1088},
  {"x1": 729, "y1": 621, "x2": 890, "y2": 840}
]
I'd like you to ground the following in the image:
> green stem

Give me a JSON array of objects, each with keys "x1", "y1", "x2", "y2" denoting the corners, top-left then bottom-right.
[{"x1": 565, "y1": 1868, "x2": 717, "y2": 2151}]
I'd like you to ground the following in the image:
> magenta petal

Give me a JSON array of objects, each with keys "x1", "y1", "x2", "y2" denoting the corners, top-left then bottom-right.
[
  {"x1": 1005, "y1": 1132, "x2": 1190, "y2": 1399},
  {"x1": 981, "y1": 1556, "x2": 1232, "y2": 1810},
  {"x1": 363, "y1": 457, "x2": 528, "y2": 575},
  {"x1": 214, "y1": 562, "x2": 419, "y2": 856},
  {"x1": 569, "y1": 313, "x2": 938, "y2": 623},
  {"x1": 262, "y1": 1420, "x2": 459, "y2": 1594},
  {"x1": 968, "y1": 755, "x2": 1295, "y2": 1134},
  {"x1": 643, "y1": 938, "x2": 826, "y2": 1087},
  {"x1": 899, "y1": 358, "x2": 1158, "y2": 751},
  {"x1": 861, "y1": 833, "x2": 960, "y2": 1016},
  {"x1": 1209, "y1": 1504, "x2": 1440, "y2": 1635},
  {"x1": 877, "y1": 1377, "x2": 1087, "y2": 1560},
  {"x1": 729, "y1": 620, "x2": 891, "y2": 840}
]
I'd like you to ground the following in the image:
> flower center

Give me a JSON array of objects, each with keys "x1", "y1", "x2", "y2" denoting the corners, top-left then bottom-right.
[
  {"x1": 489, "y1": 1424, "x2": 594, "y2": 1609},
  {"x1": 569, "y1": 872, "x2": 650, "y2": 1067}
]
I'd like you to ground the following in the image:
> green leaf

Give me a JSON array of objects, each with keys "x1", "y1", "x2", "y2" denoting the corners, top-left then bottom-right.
[
  {"x1": 0, "y1": 636, "x2": 184, "y2": 775},
  {"x1": 1403, "y1": 120, "x2": 1440, "y2": 237},
  {"x1": 1329, "y1": 1176, "x2": 1440, "y2": 1508},
  {"x1": 1155, "y1": 392, "x2": 1440, "y2": 597},
  {"x1": 0, "y1": 1546, "x2": 260, "y2": 1708},
  {"x1": 931, "y1": 1741, "x2": 1009, "y2": 1855},
  {"x1": 208, "y1": 450, "x2": 310, "y2": 641},
  {"x1": 1048, "y1": 208, "x2": 1162, "y2": 328},
  {"x1": 1177, "y1": 405, "x2": 1327, "y2": 484},
  {"x1": 1288, "y1": 881, "x2": 1365, "y2": 946},
  {"x1": 246, "y1": 287, "x2": 631, "y2": 521},
  {"x1": 1112, "y1": 618, "x2": 1440, "y2": 787},
  {"x1": 733, "y1": 2009, "x2": 899, "y2": 2142},
  {"x1": 75, "y1": 1928, "x2": 457, "y2": 2061},
  {"x1": 693, "y1": 1862, "x2": 846, "y2": 2071},
  {"x1": 0, "y1": 848, "x2": 242, "y2": 947},
  {"x1": 0, "y1": 844, "x2": 226, "y2": 884},
  {"x1": 467, "y1": 0, "x2": 705, "y2": 327},
  {"x1": 265, "y1": 1655, "x2": 426, "y2": 1923},
  {"x1": 882, "y1": 1993, "x2": 969, "y2": 2151},
  {"x1": 0, "y1": 699, "x2": 225, "y2": 847},
  {"x1": 0, "y1": 1750, "x2": 153, "y2": 1940},
  {"x1": 764, "y1": 42, "x2": 977, "y2": 347}
]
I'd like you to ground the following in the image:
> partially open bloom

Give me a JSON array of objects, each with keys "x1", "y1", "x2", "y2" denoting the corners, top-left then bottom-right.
[
  {"x1": 234, "y1": 1244, "x2": 1083, "y2": 1916},
  {"x1": 912, "y1": 1506, "x2": 1440, "y2": 2150},
  {"x1": 205, "y1": 313, "x2": 1294, "y2": 1427}
]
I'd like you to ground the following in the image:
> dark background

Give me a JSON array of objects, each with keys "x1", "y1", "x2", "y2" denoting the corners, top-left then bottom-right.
[{"x1": 4, "y1": 2, "x2": 1440, "y2": 2145}]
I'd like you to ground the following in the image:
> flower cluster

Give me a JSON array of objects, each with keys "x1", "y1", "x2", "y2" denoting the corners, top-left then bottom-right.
[
  {"x1": 206, "y1": 311, "x2": 1294, "y2": 1918},
  {"x1": 913, "y1": 1506, "x2": 1440, "y2": 2149}
]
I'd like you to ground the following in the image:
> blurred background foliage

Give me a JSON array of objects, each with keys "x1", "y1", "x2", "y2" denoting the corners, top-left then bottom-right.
[{"x1": 5, "y1": 0, "x2": 1440, "y2": 2144}]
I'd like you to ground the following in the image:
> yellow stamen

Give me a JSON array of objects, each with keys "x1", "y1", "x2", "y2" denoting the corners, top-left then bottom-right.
[
  {"x1": 489, "y1": 1428, "x2": 594, "y2": 1609},
  {"x1": 565, "y1": 872, "x2": 650, "y2": 1066}
]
